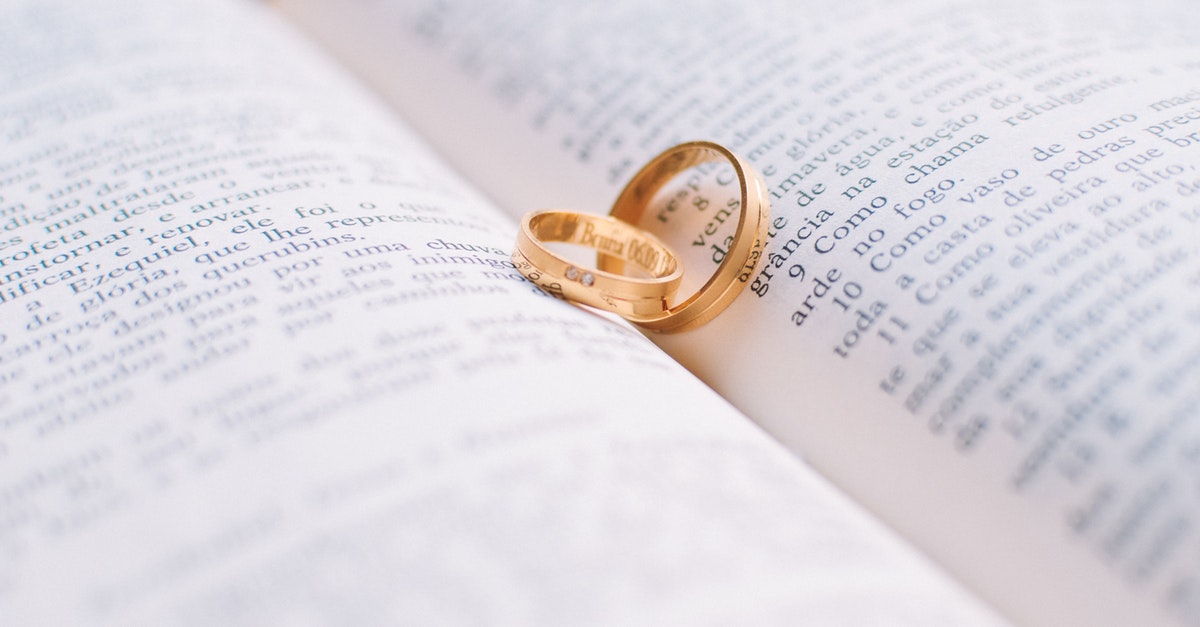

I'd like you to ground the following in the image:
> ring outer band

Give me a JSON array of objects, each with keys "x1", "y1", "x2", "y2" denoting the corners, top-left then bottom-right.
[{"x1": 598, "y1": 141, "x2": 770, "y2": 333}]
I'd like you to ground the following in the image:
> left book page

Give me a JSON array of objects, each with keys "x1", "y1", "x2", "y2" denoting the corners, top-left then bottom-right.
[{"x1": 0, "y1": 0, "x2": 1004, "y2": 625}]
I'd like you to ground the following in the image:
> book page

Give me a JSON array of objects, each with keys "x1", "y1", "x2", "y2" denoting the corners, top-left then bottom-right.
[
  {"x1": 0, "y1": 0, "x2": 1005, "y2": 624},
  {"x1": 280, "y1": 0, "x2": 1200, "y2": 624}
]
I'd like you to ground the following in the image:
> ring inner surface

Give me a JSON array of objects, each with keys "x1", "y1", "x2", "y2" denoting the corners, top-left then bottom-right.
[{"x1": 529, "y1": 211, "x2": 678, "y2": 278}]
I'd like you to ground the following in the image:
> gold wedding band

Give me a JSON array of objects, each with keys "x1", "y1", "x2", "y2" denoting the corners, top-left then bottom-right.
[
  {"x1": 599, "y1": 141, "x2": 769, "y2": 333},
  {"x1": 513, "y1": 209, "x2": 683, "y2": 318}
]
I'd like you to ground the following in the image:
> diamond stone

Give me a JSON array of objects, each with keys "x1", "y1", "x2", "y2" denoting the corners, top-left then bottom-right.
[
  {"x1": 565, "y1": 266, "x2": 580, "y2": 280},
  {"x1": 581, "y1": 272, "x2": 595, "y2": 286}
]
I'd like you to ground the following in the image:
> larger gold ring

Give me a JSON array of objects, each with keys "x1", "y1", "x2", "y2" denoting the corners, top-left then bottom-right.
[
  {"x1": 513, "y1": 209, "x2": 683, "y2": 319},
  {"x1": 599, "y1": 141, "x2": 769, "y2": 333}
]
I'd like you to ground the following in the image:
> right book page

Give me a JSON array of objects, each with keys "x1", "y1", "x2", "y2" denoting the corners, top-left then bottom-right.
[{"x1": 280, "y1": 0, "x2": 1200, "y2": 624}]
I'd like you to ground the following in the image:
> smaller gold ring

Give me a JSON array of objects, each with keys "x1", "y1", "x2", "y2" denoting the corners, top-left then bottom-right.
[
  {"x1": 599, "y1": 141, "x2": 770, "y2": 333},
  {"x1": 512, "y1": 209, "x2": 683, "y2": 319}
]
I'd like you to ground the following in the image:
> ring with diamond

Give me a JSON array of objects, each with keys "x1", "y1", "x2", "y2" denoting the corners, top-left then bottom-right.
[
  {"x1": 598, "y1": 141, "x2": 770, "y2": 333},
  {"x1": 512, "y1": 209, "x2": 683, "y2": 319}
]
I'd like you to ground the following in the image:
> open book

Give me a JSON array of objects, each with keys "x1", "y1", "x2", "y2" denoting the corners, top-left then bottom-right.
[{"x1": 4, "y1": 0, "x2": 1199, "y2": 623}]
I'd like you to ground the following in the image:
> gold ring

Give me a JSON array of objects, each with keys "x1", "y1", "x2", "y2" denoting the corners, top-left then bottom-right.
[
  {"x1": 512, "y1": 209, "x2": 683, "y2": 319},
  {"x1": 599, "y1": 141, "x2": 769, "y2": 333}
]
